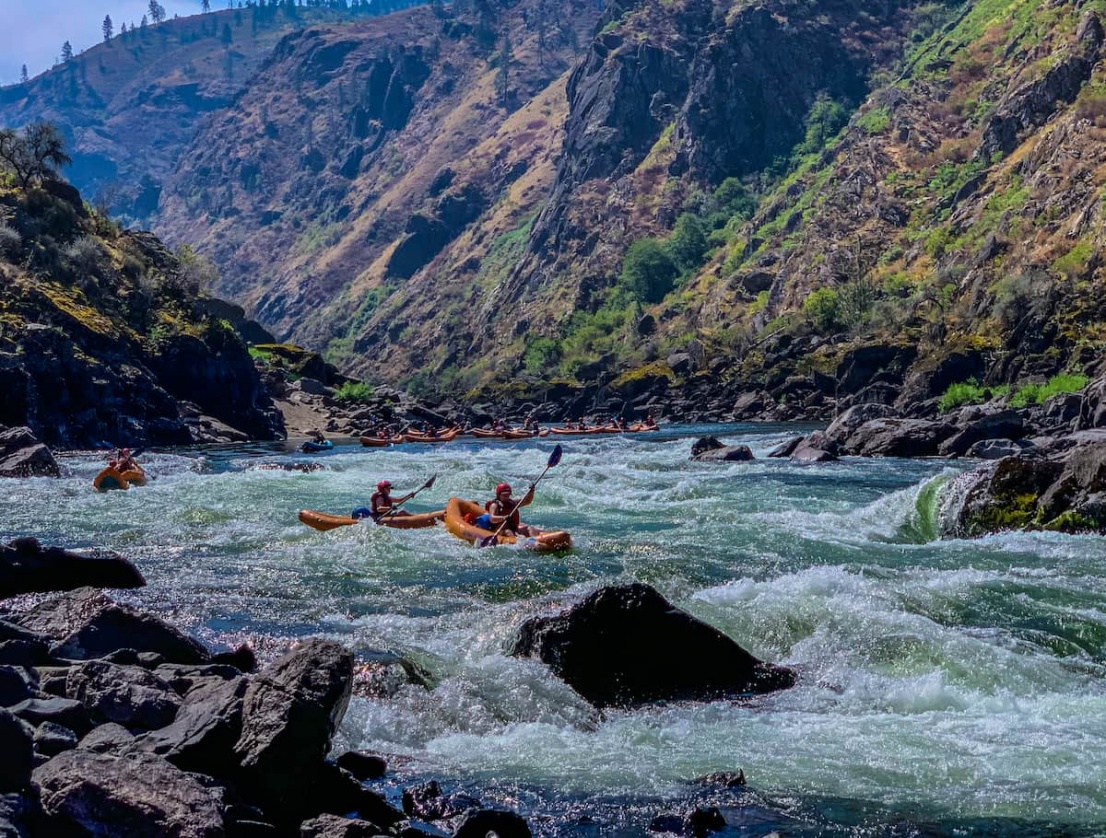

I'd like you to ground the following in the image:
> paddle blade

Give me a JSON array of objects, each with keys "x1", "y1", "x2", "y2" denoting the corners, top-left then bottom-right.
[
  {"x1": 422, "y1": 473, "x2": 437, "y2": 491},
  {"x1": 478, "y1": 534, "x2": 498, "y2": 549},
  {"x1": 548, "y1": 444, "x2": 563, "y2": 468}
]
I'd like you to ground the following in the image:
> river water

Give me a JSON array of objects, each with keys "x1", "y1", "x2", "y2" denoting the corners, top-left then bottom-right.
[{"x1": 5, "y1": 424, "x2": 1106, "y2": 836}]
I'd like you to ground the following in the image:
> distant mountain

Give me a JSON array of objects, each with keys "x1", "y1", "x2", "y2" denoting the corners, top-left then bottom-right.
[
  {"x1": 0, "y1": 2, "x2": 422, "y2": 226},
  {"x1": 4, "y1": 0, "x2": 1106, "y2": 422}
]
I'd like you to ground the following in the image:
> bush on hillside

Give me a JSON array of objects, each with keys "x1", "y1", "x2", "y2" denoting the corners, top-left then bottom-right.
[{"x1": 621, "y1": 238, "x2": 678, "y2": 304}]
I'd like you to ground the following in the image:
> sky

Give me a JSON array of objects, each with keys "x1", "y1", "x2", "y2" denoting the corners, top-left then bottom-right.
[{"x1": 0, "y1": 1, "x2": 206, "y2": 86}]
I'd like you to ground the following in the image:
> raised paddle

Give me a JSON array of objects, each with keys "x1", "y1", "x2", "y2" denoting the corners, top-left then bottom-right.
[
  {"x1": 478, "y1": 444, "x2": 563, "y2": 548},
  {"x1": 377, "y1": 473, "x2": 437, "y2": 524}
]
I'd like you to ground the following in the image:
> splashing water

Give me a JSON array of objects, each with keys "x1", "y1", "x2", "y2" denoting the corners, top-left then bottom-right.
[{"x1": 6, "y1": 425, "x2": 1106, "y2": 834}]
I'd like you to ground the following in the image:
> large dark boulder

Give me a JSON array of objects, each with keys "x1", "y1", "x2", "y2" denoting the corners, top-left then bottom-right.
[
  {"x1": 511, "y1": 584, "x2": 796, "y2": 708},
  {"x1": 33, "y1": 750, "x2": 225, "y2": 837},
  {"x1": 66, "y1": 661, "x2": 181, "y2": 730},
  {"x1": 0, "y1": 426, "x2": 59, "y2": 478},
  {"x1": 233, "y1": 640, "x2": 353, "y2": 821},
  {"x1": 0, "y1": 538, "x2": 145, "y2": 600},
  {"x1": 842, "y1": 418, "x2": 957, "y2": 457},
  {"x1": 13, "y1": 588, "x2": 210, "y2": 664},
  {"x1": 823, "y1": 403, "x2": 899, "y2": 449},
  {"x1": 690, "y1": 437, "x2": 754, "y2": 462},
  {"x1": 136, "y1": 675, "x2": 247, "y2": 774},
  {"x1": 0, "y1": 708, "x2": 34, "y2": 792},
  {"x1": 938, "y1": 409, "x2": 1026, "y2": 458},
  {"x1": 452, "y1": 809, "x2": 531, "y2": 838}
]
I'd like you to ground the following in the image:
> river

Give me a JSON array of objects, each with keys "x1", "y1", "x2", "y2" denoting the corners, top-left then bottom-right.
[{"x1": 5, "y1": 424, "x2": 1105, "y2": 836}]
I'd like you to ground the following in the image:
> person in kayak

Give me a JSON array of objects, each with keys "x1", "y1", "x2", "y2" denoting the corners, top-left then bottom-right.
[
  {"x1": 109, "y1": 447, "x2": 139, "y2": 472},
  {"x1": 356, "y1": 479, "x2": 416, "y2": 521},
  {"x1": 484, "y1": 482, "x2": 537, "y2": 537}
]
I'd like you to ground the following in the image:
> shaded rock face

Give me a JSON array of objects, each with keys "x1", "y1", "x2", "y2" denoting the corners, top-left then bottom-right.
[
  {"x1": 33, "y1": 750, "x2": 225, "y2": 837},
  {"x1": 511, "y1": 583, "x2": 796, "y2": 708},
  {"x1": 12, "y1": 588, "x2": 210, "y2": 664},
  {"x1": 676, "y1": 4, "x2": 871, "y2": 183},
  {"x1": 233, "y1": 639, "x2": 354, "y2": 821},
  {"x1": 147, "y1": 329, "x2": 284, "y2": 442}
]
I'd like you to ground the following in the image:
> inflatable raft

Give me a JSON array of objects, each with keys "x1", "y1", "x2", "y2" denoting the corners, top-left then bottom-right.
[
  {"x1": 93, "y1": 466, "x2": 147, "y2": 491},
  {"x1": 300, "y1": 439, "x2": 334, "y2": 453},
  {"x1": 298, "y1": 508, "x2": 445, "y2": 532},
  {"x1": 443, "y1": 497, "x2": 572, "y2": 552}
]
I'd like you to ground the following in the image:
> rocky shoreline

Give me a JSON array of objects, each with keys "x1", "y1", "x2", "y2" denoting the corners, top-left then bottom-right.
[{"x1": 0, "y1": 543, "x2": 792, "y2": 838}]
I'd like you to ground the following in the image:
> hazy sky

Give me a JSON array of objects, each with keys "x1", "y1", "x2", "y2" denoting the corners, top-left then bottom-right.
[{"x1": 0, "y1": 1, "x2": 206, "y2": 86}]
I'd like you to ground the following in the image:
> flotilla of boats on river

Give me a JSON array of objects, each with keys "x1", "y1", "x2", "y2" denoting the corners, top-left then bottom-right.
[{"x1": 94, "y1": 420, "x2": 659, "y2": 552}]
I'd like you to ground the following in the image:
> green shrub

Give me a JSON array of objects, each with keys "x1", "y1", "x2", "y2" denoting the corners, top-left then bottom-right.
[
  {"x1": 620, "y1": 237, "x2": 679, "y2": 303},
  {"x1": 523, "y1": 336, "x2": 562, "y2": 374},
  {"x1": 1009, "y1": 374, "x2": 1089, "y2": 407},
  {"x1": 334, "y1": 381, "x2": 374, "y2": 404},
  {"x1": 666, "y1": 213, "x2": 709, "y2": 272},
  {"x1": 802, "y1": 288, "x2": 841, "y2": 332},
  {"x1": 938, "y1": 380, "x2": 1011, "y2": 412}
]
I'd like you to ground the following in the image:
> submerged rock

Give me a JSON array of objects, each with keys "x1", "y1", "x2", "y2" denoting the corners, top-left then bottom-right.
[{"x1": 511, "y1": 583, "x2": 796, "y2": 708}]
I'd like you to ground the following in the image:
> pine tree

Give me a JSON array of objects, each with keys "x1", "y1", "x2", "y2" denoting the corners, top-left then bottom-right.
[
  {"x1": 148, "y1": 1, "x2": 167, "y2": 24},
  {"x1": 20, "y1": 65, "x2": 28, "y2": 84},
  {"x1": 496, "y1": 33, "x2": 511, "y2": 106},
  {"x1": 202, "y1": 0, "x2": 211, "y2": 11},
  {"x1": 103, "y1": 15, "x2": 114, "y2": 42},
  {"x1": 61, "y1": 41, "x2": 74, "y2": 62},
  {"x1": 120, "y1": 22, "x2": 128, "y2": 34}
]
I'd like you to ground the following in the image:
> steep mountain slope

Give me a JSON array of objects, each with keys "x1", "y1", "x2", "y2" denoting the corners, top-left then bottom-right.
[
  {"x1": 0, "y1": 2, "x2": 418, "y2": 225},
  {"x1": 6, "y1": 0, "x2": 1105, "y2": 421},
  {"x1": 155, "y1": 0, "x2": 603, "y2": 389}
]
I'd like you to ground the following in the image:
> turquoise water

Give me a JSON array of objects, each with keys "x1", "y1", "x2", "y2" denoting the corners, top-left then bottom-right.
[{"x1": 5, "y1": 425, "x2": 1106, "y2": 835}]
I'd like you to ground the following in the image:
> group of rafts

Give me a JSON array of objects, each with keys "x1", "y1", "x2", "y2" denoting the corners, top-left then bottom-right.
[
  {"x1": 305, "y1": 422, "x2": 657, "y2": 551},
  {"x1": 92, "y1": 422, "x2": 657, "y2": 552}
]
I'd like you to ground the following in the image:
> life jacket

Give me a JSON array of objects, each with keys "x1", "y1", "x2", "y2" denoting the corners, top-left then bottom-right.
[
  {"x1": 370, "y1": 491, "x2": 392, "y2": 519},
  {"x1": 485, "y1": 497, "x2": 520, "y2": 532}
]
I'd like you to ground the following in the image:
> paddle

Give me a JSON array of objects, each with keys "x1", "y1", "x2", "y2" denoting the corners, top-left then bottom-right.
[
  {"x1": 377, "y1": 474, "x2": 437, "y2": 524},
  {"x1": 478, "y1": 445, "x2": 563, "y2": 548}
]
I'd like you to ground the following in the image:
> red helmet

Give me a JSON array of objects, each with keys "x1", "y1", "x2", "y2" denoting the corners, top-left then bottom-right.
[
  {"x1": 377, "y1": 480, "x2": 392, "y2": 491},
  {"x1": 496, "y1": 482, "x2": 511, "y2": 495}
]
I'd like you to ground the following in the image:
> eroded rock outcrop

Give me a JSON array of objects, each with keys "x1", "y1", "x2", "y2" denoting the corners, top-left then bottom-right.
[{"x1": 512, "y1": 583, "x2": 796, "y2": 708}]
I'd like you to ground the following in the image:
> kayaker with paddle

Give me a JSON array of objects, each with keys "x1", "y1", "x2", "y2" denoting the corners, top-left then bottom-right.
[
  {"x1": 108, "y1": 447, "x2": 139, "y2": 472},
  {"x1": 351, "y1": 475, "x2": 437, "y2": 523},
  {"x1": 484, "y1": 482, "x2": 537, "y2": 538}
]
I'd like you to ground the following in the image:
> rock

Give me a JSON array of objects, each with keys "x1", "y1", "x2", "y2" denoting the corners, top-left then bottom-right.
[
  {"x1": 77, "y1": 722, "x2": 137, "y2": 755},
  {"x1": 233, "y1": 640, "x2": 354, "y2": 821},
  {"x1": 648, "y1": 805, "x2": 726, "y2": 837},
  {"x1": 965, "y1": 438, "x2": 1035, "y2": 459},
  {"x1": 13, "y1": 588, "x2": 210, "y2": 664},
  {"x1": 66, "y1": 660, "x2": 181, "y2": 730},
  {"x1": 0, "y1": 538, "x2": 145, "y2": 600},
  {"x1": 823, "y1": 403, "x2": 900, "y2": 448},
  {"x1": 33, "y1": 721, "x2": 78, "y2": 757},
  {"x1": 299, "y1": 813, "x2": 383, "y2": 837},
  {"x1": 938, "y1": 410, "x2": 1025, "y2": 458},
  {"x1": 767, "y1": 436, "x2": 804, "y2": 458},
  {"x1": 0, "y1": 708, "x2": 34, "y2": 792},
  {"x1": 33, "y1": 750, "x2": 225, "y2": 837},
  {"x1": 351, "y1": 649, "x2": 433, "y2": 698},
  {"x1": 136, "y1": 675, "x2": 247, "y2": 774},
  {"x1": 0, "y1": 792, "x2": 37, "y2": 837},
  {"x1": 401, "y1": 781, "x2": 479, "y2": 822},
  {"x1": 731, "y1": 391, "x2": 768, "y2": 419},
  {"x1": 451, "y1": 809, "x2": 531, "y2": 838},
  {"x1": 842, "y1": 418, "x2": 957, "y2": 457},
  {"x1": 789, "y1": 441, "x2": 838, "y2": 464},
  {"x1": 0, "y1": 665, "x2": 36, "y2": 707},
  {"x1": 689, "y1": 437, "x2": 754, "y2": 462},
  {"x1": 0, "y1": 427, "x2": 59, "y2": 478},
  {"x1": 511, "y1": 583, "x2": 796, "y2": 708},
  {"x1": 9, "y1": 696, "x2": 92, "y2": 736},
  {"x1": 335, "y1": 751, "x2": 387, "y2": 782}
]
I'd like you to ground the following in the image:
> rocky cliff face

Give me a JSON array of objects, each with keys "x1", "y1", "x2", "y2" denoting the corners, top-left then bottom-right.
[{"x1": 0, "y1": 180, "x2": 283, "y2": 449}]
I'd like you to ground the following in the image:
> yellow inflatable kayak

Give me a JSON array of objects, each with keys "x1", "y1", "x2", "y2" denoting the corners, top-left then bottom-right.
[
  {"x1": 443, "y1": 497, "x2": 572, "y2": 552},
  {"x1": 298, "y1": 509, "x2": 445, "y2": 532}
]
